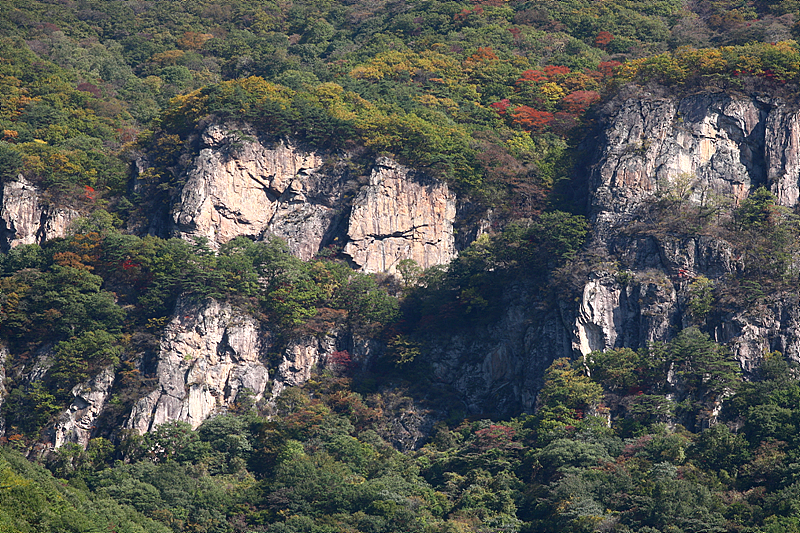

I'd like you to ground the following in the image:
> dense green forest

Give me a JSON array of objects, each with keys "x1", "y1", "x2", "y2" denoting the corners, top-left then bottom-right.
[{"x1": 3, "y1": 0, "x2": 800, "y2": 531}]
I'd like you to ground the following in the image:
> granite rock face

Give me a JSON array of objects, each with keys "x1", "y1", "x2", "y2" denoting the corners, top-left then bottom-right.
[
  {"x1": 579, "y1": 88, "x2": 800, "y2": 373},
  {"x1": 0, "y1": 176, "x2": 79, "y2": 251},
  {"x1": 0, "y1": 344, "x2": 7, "y2": 437},
  {"x1": 590, "y1": 91, "x2": 800, "y2": 224},
  {"x1": 169, "y1": 124, "x2": 459, "y2": 272},
  {"x1": 343, "y1": 158, "x2": 456, "y2": 274},
  {"x1": 427, "y1": 283, "x2": 575, "y2": 415},
  {"x1": 24, "y1": 88, "x2": 800, "y2": 447},
  {"x1": 431, "y1": 89, "x2": 800, "y2": 416},
  {"x1": 126, "y1": 298, "x2": 271, "y2": 433},
  {"x1": 122, "y1": 298, "x2": 349, "y2": 436},
  {"x1": 53, "y1": 366, "x2": 115, "y2": 448},
  {"x1": 172, "y1": 124, "x2": 334, "y2": 260}
]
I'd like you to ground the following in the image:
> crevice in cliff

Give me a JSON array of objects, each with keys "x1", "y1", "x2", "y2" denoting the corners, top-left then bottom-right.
[{"x1": 366, "y1": 224, "x2": 431, "y2": 241}]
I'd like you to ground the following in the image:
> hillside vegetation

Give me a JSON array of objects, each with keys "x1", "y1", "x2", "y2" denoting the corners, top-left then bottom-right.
[{"x1": 2, "y1": 0, "x2": 800, "y2": 532}]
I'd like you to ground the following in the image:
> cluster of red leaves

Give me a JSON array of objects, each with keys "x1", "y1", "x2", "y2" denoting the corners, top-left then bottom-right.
[
  {"x1": 77, "y1": 82, "x2": 102, "y2": 98},
  {"x1": 454, "y1": 6, "x2": 484, "y2": 21},
  {"x1": 466, "y1": 46, "x2": 499, "y2": 64},
  {"x1": 517, "y1": 64, "x2": 571, "y2": 85},
  {"x1": 595, "y1": 30, "x2": 615, "y2": 49},
  {"x1": 510, "y1": 105, "x2": 553, "y2": 131},
  {"x1": 561, "y1": 90, "x2": 601, "y2": 114},
  {"x1": 473, "y1": 424, "x2": 522, "y2": 451},
  {"x1": 489, "y1": 98, "x2": 512, "y2": 115},
  {"x1": 329, "y1": 350, "x2": 354, "y2": 371}
]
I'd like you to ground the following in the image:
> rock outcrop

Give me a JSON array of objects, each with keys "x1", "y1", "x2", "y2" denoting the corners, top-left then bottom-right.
[
  {"x1": 0, "y1": 176, "x2": 79, "y2": 251},
  {"x1": 578, "y1": 87, "x2": 800, "y2": 373},
  {"x1": 53, "y1": 366, "x2": 115, "y2": 448},
  {"x1": 126, "y1": 298, "x2": 271, "y2": 432},
  {"x1": 716, "y1": 296, "x2": 800, "y2": 372},
  {"x1": 274, "y1": 334, "x2": 338, "y2": 391},
  {"x1": 172, "y1": 125, "x2": 336, "y2": 260},
  {"x1": 589, "y1": 90, "x2": 800, "y2": 225},
  {"x1": 22, "y1": 87, "x2": 800, "y2": 448},
  {"x1": 123, "y1": 298, "x2": 349, "y2": 435},
  {"x1": 168, "y1": 124, "x2": 459, "y2": 272},
  {"x1": 343, "y1": 159, "x2": 456, "y2": 274},
  {"x1": 427, "y1": 283, "x2": 574, "y2": 415}
]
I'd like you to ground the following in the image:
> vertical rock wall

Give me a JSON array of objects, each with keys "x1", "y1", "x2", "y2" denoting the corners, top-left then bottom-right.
[
  {"x1": 0, "y1": 176, "x2": 79, "y2": 251},
  {"x1": 172, "y1": 124, "x2": 335, "y2": 260},
  {"x1": 343, "y1": 158, "x2": 457, "y2": 274},
  {"x1": 590, "y1": 91, "x2": 800, "y2": 224},
  {"x1": 581, "y1": 88, "x2": 800, "y2": 372},
  {"x1": 169, "y1": 124, "x2": 460, "y2": 273},
  {"x1": 53, "y1": 366, "x2": 115, "y2": 448},
  {"x1": 126, "y1": 298, "x2": 271, "y2": 433}
]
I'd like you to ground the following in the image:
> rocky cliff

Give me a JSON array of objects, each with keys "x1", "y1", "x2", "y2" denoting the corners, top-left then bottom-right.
[
  {"x1": 344, "y1": 160, "x2": 456, "y2": 274},
  {"x1": 0, "y1": 176, "x2": 79, "y2": 252},
  {"x1": 578, "y1": 87, "x2": 800, "y2": 370},
  {"x1": 590, "y1": 89, "x2": 800, "y2": 222},
  {"x1": 53, "y1": 366, "x2": 115, "y2": 449},
  {"x1": 8, "y1": 88, "x2": 800, "y2": 447},
  {"x1": 167, "y1": 123, "x2": 458, "y2": 273},
  {"x1": 406, "y1": 88, "x2": 800, "y2": 417},
  {"x1": 125, "y1": 298, "x2": 271, "y2": 433}
]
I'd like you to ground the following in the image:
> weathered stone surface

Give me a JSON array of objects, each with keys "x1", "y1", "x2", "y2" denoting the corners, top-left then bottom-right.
[
  {"x1": 714, "y1": 296, "x2": 800, "y2": 372},
  {"x1": 343, "y1": 158, "x2": 457, "y2": 274},
  {"x1": 579, "y1": 88, "x2": 800, "y2": 375},
  {"x1": 573, "y1": 269, "x2": 678, "y2": 357},
  {"x1": 126, "y1": 298, "x2": 271, "y2": 432},
  {"x1": 24, "y1": 90, "x2": 800, "y2": 444},
  {"x1": 270, "y1": 334, "x2": 339, "y2": 399},
  {"x1": 170, "y1": 125, "x2": 460, "y2": 272},
  {"x1": 53, "y1": 366, "x2": 115, "y2": 448},
  {"x1": 0, "y1": 176, "x2": 79, "y2": 251},
  {"x1": 428, "y1": 282, "x2": 574, "y2": 415},
  {"x1": 589, "y1": 91, "x2": 800, "y2": 225},
  {"x1": 172, "y1": 124, "x2": 338, "y2": 259},
  {"x1": 766, "y1": 102, "x2": 800, "y2": 206}
]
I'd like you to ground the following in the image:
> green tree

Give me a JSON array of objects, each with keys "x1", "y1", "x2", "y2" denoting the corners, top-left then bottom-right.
[
  {"x1": 537, "y1": 358, "x2": 603, "y2": 417},
  {"x1": 49, "y1": 330, "x2": 123, "y2": 397},
  {"x1": 0, "y1": 142, "x2": 22, "y2": 181}
]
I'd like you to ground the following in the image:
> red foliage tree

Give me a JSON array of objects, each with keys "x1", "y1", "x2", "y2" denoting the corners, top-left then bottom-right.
[
  {"x1": 473, "y1": 424, "x2": 522, "y2": 452},
  {"x1": 594, "y1": 30, "x2": 614, "y2": 49},
  {"x1": 560, "y1": 90, "x2": 601, "y2": 114},
  {"x1": 550, "y1": 111, "x2": 580, "y2": 135},
  {"x1": 489, "y1": 98, "x2": 512, "y2": 115},
  {"x1": 543, "y1": 64, "x2": 570, "y2": 79},
  {"x1": 466, "y1": 46, "x2": 499, "y2": 63},
  {"x1": 77, "y1": 82, "x2": 102, "y2": 98},
  {"x1": 598, "y1": 60, "x2": 622, "y2": 78},
  {"x1": 517, "y1": 69, "x2": 548, "y2": 84},
  {"x1": 511, "y1": 105, "x2": 553, "y2": 131},
  {"x1": 329, "y1": 350, "x2": 355, "y2": 373}
]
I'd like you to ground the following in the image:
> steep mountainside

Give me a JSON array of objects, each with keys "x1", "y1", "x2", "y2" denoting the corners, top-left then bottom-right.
[
  {"x1": 9, "y1": 0, "x2": 800, "y2": 531},
  {"x1": 4, "y1": 85, "x2": 800, "y2": 446},
  {"x1": 579, "y1": 87, "x2": 800, "y2": 370}
]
